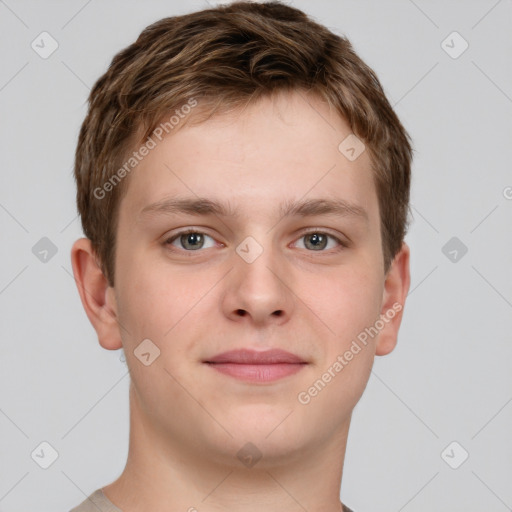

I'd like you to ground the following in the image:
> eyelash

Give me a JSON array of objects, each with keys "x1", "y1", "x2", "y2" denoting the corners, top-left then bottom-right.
[{"x1": 163, "y1": 228, "x2": 348, "y2": 254}]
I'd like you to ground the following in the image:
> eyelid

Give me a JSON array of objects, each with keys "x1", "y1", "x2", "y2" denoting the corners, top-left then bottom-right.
[
  {"x1": 297, "y1": 227, "x2": 348, "y2": 242},
  {"x1": 164, "y1": 228, "x2": 219, "y2": 247},
  {"x1": 293, "y1": 228, "x2": 349, "y2": 250}
]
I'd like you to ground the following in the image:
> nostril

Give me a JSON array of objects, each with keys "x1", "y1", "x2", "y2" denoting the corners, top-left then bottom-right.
[{"x1": 234, "y1": 309, "x2": 283, "y2": 317}]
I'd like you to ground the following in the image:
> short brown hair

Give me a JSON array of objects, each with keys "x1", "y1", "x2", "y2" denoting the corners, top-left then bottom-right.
[{"x1": 74, "y1": 1, "x2": 413, "y2": 286}]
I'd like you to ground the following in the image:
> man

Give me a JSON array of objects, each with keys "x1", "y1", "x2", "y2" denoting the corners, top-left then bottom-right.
[{"x1": 70, "y1": 2, "x2": 412, "y2": 510}]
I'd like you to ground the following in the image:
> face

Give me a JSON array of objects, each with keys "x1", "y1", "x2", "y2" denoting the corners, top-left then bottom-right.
[{"x1": 108, "y1": 90, "x2": 399, "y2": 467}]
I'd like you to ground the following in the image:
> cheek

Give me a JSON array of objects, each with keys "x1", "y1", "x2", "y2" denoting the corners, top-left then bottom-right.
[
  {"x1": 318, "y1": 266, "x2": 383, "y2": 346},
  {"x1": 115, "y1": 252, "x2": 219, "y2": 353},
  {"x1": 297, "y1": 271, "x2": 382, "y2": 425},
  {"x1": 114, "y1": 265, "x2": 195, "y2": 404}
]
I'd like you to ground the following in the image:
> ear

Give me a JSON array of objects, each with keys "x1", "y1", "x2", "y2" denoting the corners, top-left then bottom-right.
[
  {"x1": 70, "y1": 238, "x2": 122, "y2": 350},
  {"x1": 375, "y1": 242, "x2": 411, "y2": 356}
]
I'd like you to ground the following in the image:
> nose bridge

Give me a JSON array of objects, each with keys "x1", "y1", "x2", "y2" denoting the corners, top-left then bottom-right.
[
  {"x1": 225, "y1": 232, "x2": 293, "y2": 323},
  {"x1": 235, "y1": 233, "x2": 282, "y2": 293}
]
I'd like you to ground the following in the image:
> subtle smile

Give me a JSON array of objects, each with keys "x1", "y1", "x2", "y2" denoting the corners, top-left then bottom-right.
[{"x1": 204, "y1": 349, "x2": 308, "y2": 383}]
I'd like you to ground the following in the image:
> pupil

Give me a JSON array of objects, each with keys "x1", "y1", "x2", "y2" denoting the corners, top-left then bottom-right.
[
  {"x1": 308, "y1": 233, "x2": 326, "y2": 250},
  {"x1": 184, "y1": 233, "x2": 202, "y2": 249}
]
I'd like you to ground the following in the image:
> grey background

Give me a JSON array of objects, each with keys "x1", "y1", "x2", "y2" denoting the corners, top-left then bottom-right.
[{"x1": 0, "y1": 0, "x2": 511, "y2": 510}]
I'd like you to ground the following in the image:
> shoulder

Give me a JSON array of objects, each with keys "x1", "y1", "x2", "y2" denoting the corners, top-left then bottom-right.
[{"x1": 69, "y1": 488, "x2": 122, "y2": 512}]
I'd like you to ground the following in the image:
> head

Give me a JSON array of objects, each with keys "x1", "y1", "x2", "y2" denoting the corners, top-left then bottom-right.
[{"x1": 71, "y1": 1, "x2": 412, "y2": 468}]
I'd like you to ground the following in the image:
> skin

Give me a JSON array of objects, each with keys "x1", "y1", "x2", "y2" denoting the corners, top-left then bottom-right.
[{"x1": 71, "y1": 89, "x2": 410, "y2": 512}]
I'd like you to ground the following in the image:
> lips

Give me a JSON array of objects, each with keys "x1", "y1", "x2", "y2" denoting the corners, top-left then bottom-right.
[
  {"x1": 204, "y1": 349, "x2": 307, "y2": 383},
  {"x1": 205, "y1": 348, "x2": 306, "y2": 365}
]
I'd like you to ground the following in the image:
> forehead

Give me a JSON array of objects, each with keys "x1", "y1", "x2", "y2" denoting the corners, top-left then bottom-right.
[{"x1": 119, "y1": 90, "x2": 378, "y2": 223}]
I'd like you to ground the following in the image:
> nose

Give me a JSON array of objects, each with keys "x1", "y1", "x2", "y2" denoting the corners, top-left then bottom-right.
[{"x1": 221, "y1": 240, "x2": 295, "y2": 327}]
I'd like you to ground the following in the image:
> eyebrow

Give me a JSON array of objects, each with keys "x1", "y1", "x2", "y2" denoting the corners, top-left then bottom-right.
[{"x1": 139, "y1": 196, "x2": 368, "y2": 222}]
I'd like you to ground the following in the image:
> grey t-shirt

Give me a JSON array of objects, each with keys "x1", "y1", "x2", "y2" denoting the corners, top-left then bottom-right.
[
  {"x1": 70, "y1": 489, "x2": 122, "y2": 512},
  {"x1": 70, "y1": 488, "x2": 355, "y2": 512}
]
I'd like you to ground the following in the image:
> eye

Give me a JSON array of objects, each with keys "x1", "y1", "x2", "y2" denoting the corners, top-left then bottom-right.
[
  {"x1": 293, "y1": 231, "x2": 345, "y2": 252},
  {"x1": 165, "y1": 230, "x2": 217, "y2": 251},
  {"x1": 163, "y1": 229, "x2": 347, "y2": 254}
]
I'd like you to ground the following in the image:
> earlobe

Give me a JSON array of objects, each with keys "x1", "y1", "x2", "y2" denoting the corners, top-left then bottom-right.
[
  {"x1": 70, "y1": 238, "x2": 123, "y2": 350},
  {"x1": 375, "y1": 242, "x2": 411, "y2": 356}
]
